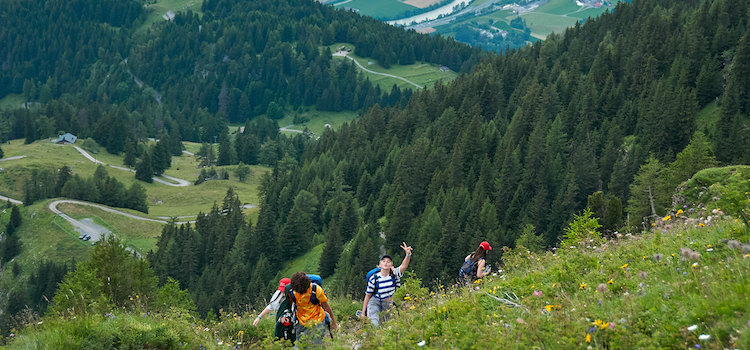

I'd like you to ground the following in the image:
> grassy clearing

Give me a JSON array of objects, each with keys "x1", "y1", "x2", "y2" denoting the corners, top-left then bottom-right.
[
  {"x1": 696, "y1": 102, "x2": 721, "y2": 139},
  {"x1": 56, "y1": 203, "x2": 164, "y2": 254},
  {"x1": 2, "y1": 202, "x2": 90, "y2": 280},
  {"x1": 327, "y1": 43, "x2": 458, "y2": 90},
  {"x1": 276, "y1": 109, "x2": 360, "y2": 136},
  {"x1": 569, "y1": 7, "x2": 610, "y2": 19},
  {"x1": 272, "y1": 243, "x2": 324, "y2": 283},
  {"x1": 0, "y1": 139, "x2": 269, "y2": 217},
  {"x1": 137, "y1": 0, "x2": 203, "y2": 33},
  {"x1": 0, "y1": 94, "x2": 25, "y2": 110},
  {"x1": 519, "y1": 11, "x2": 581, "y2": 37},
  {"x1": 535, "y1": 0, "x2": 582, "y2": 16},
  {"x1": 334, "y1": 0, "x2": 416, "y2": 19}
]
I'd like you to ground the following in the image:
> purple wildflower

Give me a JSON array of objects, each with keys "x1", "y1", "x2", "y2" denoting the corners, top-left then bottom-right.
[{"x1": 589, "y1": 327, "x2": 595, "y2": 333}]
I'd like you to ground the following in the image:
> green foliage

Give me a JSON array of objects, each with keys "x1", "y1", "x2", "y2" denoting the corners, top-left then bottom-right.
[
  {"x1": 514, "y1": 224, "x2": 545, "y2": 253},
  {"x1": 234, "y1": 162, "x2": 251, "y2": 182},
  {"x1": 561, "y1": 209, "x2": 602, "y2": 248},
  {"x1": 713, "y1": 171, "x2": 750, "y2": 228}
]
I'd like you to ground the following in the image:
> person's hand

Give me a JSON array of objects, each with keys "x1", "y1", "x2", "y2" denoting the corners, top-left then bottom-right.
[
  {"x1": 331, "y1": 321, "x2": 339, "y2": 330},
  {"x1": 279, "y1": 316, "x2": 290, "y2": 325},
  {"x1": 253, "y1": 316, "x2": 261, "y2": 327},
  {"x1": 400, "y1": 242, "x2": 413, "y2": 255},
  {"x1": 359, "y1": 309, "x2": 366, "y2": 318}
]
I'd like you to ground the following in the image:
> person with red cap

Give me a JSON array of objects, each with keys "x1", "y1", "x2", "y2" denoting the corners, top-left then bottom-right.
[
  {"x1": 253, "y1": 277, "x2": 292, "y2": 327},
  {"x1": 459, "y1": 241, "x2": 492, "y2": 283}
]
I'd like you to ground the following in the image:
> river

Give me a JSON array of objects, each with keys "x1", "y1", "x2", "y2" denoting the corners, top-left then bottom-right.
[{"x1": 387, "y1": 0, "x2": 472, "y2": 26}]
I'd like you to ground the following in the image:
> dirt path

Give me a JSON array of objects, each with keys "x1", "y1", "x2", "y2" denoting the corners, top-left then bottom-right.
[
  {"x1": 73, "y1": 146, "x2": 190, "y2": 187},
  {"x1": 333, "y1": 52, "x2": 423, "y2": 89}
]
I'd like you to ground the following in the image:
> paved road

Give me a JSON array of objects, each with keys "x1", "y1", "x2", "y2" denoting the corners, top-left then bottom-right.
[
  {"x1": 0, "y1": 195, "x2": 23, "y2": 205},
  {"x1": 280, "y1": 125, "x2": 305, "y2": 133},
  {"x1": 49, "y1": 199, "x2": 194, "y2": 245},
  {"x1": 406, "y1": 0, "x2": 502, "y2": 30},
  {"x1": 73, "y1": 146, "x2": 190, "y2": 187},
  {"x1": 333, "y1": 52, "x2": 423, "y2": 89},
  {"x1": 0, "y1": 155, "x2": 27, "y2": 162}
]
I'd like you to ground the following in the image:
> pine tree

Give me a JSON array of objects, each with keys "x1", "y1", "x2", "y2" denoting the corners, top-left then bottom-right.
[
  {"x1": 278, "y1": 190, "x2": 318, "y2": 258},
  {"x1": 318, "y1": 221, "x2": 342, "y2": 278},
  {"x1": 626, "y1": 156, "x2": 668, "y2": 228},
  {"x1": 217, "y1": 131, "x2": 234, "y2": 166},
  {"x1": 135, "y1": 152, "x2": 154, "y2": 183}
]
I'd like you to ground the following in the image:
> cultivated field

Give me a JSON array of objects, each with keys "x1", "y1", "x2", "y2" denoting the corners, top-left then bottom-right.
[
  {"x1": 334, "y1": 0, "x2": 416, "y2": 18},
  {"x1": 518, "y1": 0, "x2": 612, "y2": 37},
  {"x1": 404, "y1": 0, "x2": 443, "y2": 9}
]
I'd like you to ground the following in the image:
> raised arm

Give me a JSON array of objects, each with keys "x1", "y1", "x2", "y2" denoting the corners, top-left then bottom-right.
[{"x1": 397, "y1": 242, "x2": 413, "y2": 274}]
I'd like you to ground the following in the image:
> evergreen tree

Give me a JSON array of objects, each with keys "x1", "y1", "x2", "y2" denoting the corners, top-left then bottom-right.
[
  {"x1": 279, "y1": 190, "x2": 318, "y2": 258},
  {"x1": 123, "y1": 138, "x2": 137, "y2": 167},
  {"x1": 319, "y1": 221, "x2": 342, "y2": 278},
  {"x1": 217, "y1": 131, "x2": 234, "y2": 166},
  {"x1": 124, "y1": 182, "x2": 148, "y2": 213},
  {"x1": 135, "y1": 152, "x2": 154, "y2": 183},
  {"x1": 626, "y1": 156, "x2": 668, "y2": 228}
]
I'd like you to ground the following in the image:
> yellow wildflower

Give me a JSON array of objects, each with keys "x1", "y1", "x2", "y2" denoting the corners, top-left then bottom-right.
[
  {"x1": 129, "y1": 297, "x2": 133, "y2": 301},
  {"x1": 409, "y1": 306, "x2": 416, "y2": 310},
  {"x1": 404, "y1": 296, "x2": 412, "y2": 301},
  {"x1": 698, "y1": 223, "x2": 705, "y2": 227},
  {"x1": 620, "y1": 263, "x2": 628, "y2": 269},
  {"x1": 586, "y1": 334, "x2": 591, "y2": 343},
  {"x1": 474, "y1": 279, "x2": 482, "y2": 284},
  {"x1": 707, "y1": 244, "x2": 712, "y2": 248},
  {"x1": 592, "y1": 319, "x2": 609, "y2": 330},
  {"x1": 579, "y1": 283, "x2": 587, "y2": 289},
  {"x1": 238, "y1": 331, "x2": 244, "y2": 336},
  {"x1": 607, "y1": 279, "x2": 614, "y2": 285},
  {"x1": 744, "y1": 254, "x2": 749, "y2": 259},
  {"x1": 676, "y1": 209, "x2": 683, "y2": 216},
  {"x1": 544, "y1": 305, "x2": 561, "y2": 312},
  {"x1": 662, "y1": 215, "x2": 671, "y2": 221}
]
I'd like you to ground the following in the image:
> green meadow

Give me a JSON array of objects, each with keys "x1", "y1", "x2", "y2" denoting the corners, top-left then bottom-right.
[
  {"x1": 328, "y1": 43, "x2": 459, "y2": 91},
  {"x1": 0, "y1": 139, "x2": 268, "y2": 218},
  {"x1": 137, "y1": 0, "x2": 203, "y2": 33},
  {"x1": 518, "y1": 0, "x2": 612, "y2": 37},
  {"x1": 333, "y1": 0, "x2": 415, "y2": 19}
]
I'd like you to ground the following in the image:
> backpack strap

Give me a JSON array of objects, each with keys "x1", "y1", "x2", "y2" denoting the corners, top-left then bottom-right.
[{"x1": 310, "y1": 283, "x2": 320, "y2": 305}]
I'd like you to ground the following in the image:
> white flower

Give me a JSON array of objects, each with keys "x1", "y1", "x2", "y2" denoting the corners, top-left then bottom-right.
[
  {"x1": 417, "y1": 340, "x2": 427, "y2": 347},
  {"x1": 699, "y1": 334, "x2": 710, "y2": 340},
  {"x1": 687, "y1": 325, "x2": 698, "y2": 331}
]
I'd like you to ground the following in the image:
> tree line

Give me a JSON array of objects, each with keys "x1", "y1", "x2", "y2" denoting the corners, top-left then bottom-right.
[{"x1": 23, "y1": 165, "x2": 148, "y2": 213}]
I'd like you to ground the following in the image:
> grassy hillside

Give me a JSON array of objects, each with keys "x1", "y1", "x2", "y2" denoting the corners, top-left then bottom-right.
[
  {"x1": 0, "y1": 139, "x2": 268, "y2": 218},
  {"x1": 4, "y1": 167, "x2": 748, "y2": 349}
]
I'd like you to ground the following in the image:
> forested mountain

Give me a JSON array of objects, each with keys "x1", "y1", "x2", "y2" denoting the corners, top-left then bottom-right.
[
  {"x1": 0, "y1": 0, "x2": 483, "y2": 152},
  {"x1": 147, "y1": 0, "x2": 750, "y2": 316}
]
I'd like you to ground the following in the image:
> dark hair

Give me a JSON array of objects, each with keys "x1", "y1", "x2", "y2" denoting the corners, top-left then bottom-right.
[
  {"x1": 470, "y1": 246, "x2": 487, "y2": 264},
  {"x1": 290, "y1": 272, "x2": 311, "y2": 294}
]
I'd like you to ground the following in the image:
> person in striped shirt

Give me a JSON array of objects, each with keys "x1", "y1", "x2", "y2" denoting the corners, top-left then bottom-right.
[{"x1": 361, "y1": 241, "x2": 413, "y2": 327}]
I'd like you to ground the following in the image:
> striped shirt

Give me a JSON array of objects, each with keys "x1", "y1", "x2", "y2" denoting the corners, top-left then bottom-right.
[{"x1": 366, "y1": 268, "x2": 403, "y2": 300}]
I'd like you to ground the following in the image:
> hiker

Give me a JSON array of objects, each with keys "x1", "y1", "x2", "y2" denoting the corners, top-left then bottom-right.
[
  {"x1": 253, "y1": 278, "x2": 291, "y2": 327},
  {"x1": 361, "y1": 241, "x2": 413, "y2": 327},
  {"x1": 459, "y1": 241, "x2": 492, "y2": 283},
  {"x1": 252, "y1": 278, "x2": 297, "y2": 341},
  {"x1": 286, "y1": 271, "x2": 338, "y2": 345}
]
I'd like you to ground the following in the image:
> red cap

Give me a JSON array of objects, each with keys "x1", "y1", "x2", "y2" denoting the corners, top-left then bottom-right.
[
  {"x1": 479, "y1": 241, "x2": 492, "y2": 251},
  {"x1": 277, "y1": 278, "x2": 291, "y2": 292}
]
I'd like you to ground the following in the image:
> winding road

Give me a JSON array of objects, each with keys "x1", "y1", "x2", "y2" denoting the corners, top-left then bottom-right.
[
  {"x1": 333, "y1": 52, "x2": 423, "y2": 89},
  {"x1": 73, "y1": 146, "x2": 190, "y2": 186},
  {"x1": 48, "y1": 200, "x2": 194, "y2": 247}
]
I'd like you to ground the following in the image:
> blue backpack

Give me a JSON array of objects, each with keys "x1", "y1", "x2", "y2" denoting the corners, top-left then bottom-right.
[{"x1": 458, "y1": 257, "x2": 478, "y2": 280}]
